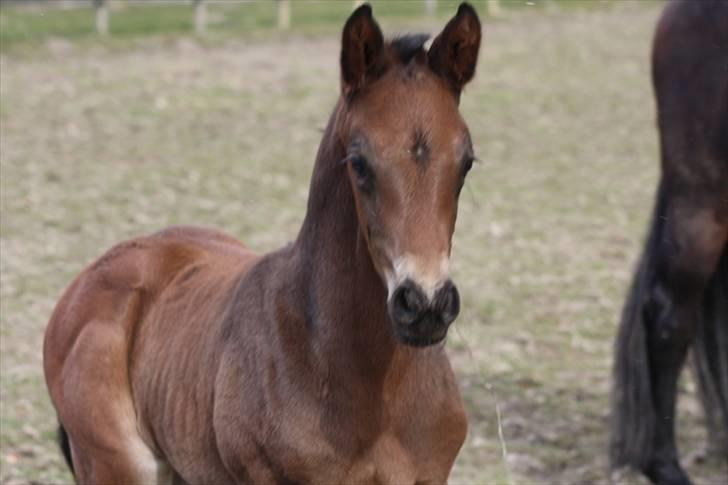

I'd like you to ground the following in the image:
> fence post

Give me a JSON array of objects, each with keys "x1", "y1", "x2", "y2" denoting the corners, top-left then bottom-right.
[
  {"x1": 94, "y1": 0, "x2": 109, "y2": 36},
  {"x1": 544, "y1": 0, "x2": 559, "y2": 12},
  {"x1": 277, "y1": 0, "x2": 291, "y2": 30},
  {"x1": 486, "y1": 0, "x2": 501, "y2": 17},
  {"x1": 425, "y1": 0, "x2": 436, "y2": 16},
  {"x1": 193, "y1": 0, "x2": 207, "y2": 35}
]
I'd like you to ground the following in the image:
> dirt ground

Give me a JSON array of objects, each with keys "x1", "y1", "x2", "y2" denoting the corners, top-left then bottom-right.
[{"x1": 1, "y1": 2, "x2": 726, "y2": 484}]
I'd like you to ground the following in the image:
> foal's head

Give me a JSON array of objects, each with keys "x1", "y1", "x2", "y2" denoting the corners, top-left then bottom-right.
[{"x1": 338, "y1": 4, "x2": 481, "y2": 347}]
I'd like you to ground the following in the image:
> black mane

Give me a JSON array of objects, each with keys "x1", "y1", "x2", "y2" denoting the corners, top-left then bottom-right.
[{"x1": 389, "y1": 34, "x2": 430, "y2": 64}]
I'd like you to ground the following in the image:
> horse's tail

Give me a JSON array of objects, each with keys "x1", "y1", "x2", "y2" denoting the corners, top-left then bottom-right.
[
  {"x1": 58, "y1": 424, "x2": 75, "y2": 478},
  {"x1": 693, "y1": 243, "x2": 728, "y2": 456},
  {"x1": 609, "y1": 178, "x2": 669, "y2": 471}
]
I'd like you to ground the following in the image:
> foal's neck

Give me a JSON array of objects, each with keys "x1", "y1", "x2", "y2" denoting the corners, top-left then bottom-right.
[{"x1": 292, "y1": 102, "x2": 407, "y2": 377}]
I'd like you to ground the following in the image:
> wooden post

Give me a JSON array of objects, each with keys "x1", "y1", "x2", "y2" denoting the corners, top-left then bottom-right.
[
  {"x1": 109, "y1": 0, "x2": 128, "y2": 10},
  {"x1": 193, "y1": 0, "x2": 207, "y2": 35},
  {"x1": 94, "y1": 0, "x2": 109, "y2": 36},
  {"x1": 486, "y1": 0, "x2": 501, "y2": 17},
  {"x1": 544, "y1": 0, "x2": 559, "y2": 12},
  {"x1": 276, "y1": 0, "x2": 291, "y2": 30},
  {"x1": 424, "y1": 0, "x2": 436, "y2": 16}
]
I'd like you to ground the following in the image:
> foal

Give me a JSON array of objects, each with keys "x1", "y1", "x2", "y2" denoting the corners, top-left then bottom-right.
[
  {"x1": 611, "y1": 2, "x2": 728, "y2": 484},
  {"x1": 43, "y1": 4, "x2": 482, "y2": 483}
]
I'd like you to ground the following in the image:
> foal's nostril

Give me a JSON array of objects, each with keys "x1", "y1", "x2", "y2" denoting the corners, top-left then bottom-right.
[
  {"x1": 402, "y1": 287, "x2": 419, "y2": 312},
  {"x1": 434, "y1": 281, "x2": 460, "y2": 325},
  {"x1": 391, "y1": 280, "x2": 426, "y2": 325}
]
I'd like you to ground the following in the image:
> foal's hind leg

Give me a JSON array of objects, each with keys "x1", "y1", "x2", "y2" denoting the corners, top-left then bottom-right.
[
  {"x1": 57, "y1": 322, "x2": 173, "y2": 484},
  {"x1": 644, "y1": 199, "x2": 728, "y2": 485}
]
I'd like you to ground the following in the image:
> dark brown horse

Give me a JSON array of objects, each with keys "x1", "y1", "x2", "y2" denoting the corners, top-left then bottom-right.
[
  {"x1": 611, "y1": 1, "x2": 728, "y2": 484},
  {"x1": 43, "y1": 3, "x2": 482, "y2": 483}
]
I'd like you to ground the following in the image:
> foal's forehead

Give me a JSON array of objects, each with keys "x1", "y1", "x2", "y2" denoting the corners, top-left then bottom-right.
[
  {"x1": 368, "y1": 65, "x2": 459, "y2": 116},
  {"x1": 350, "y1": 64, "x2": 468, "y2": 150}
]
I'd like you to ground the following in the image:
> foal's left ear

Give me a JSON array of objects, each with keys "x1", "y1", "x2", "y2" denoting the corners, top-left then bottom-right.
[
  {"x1": 340, "y1": 4, "x2": 386, "y2": 97},
  {"x1": 428, "y1": 3, "x2": 482, "y2": 98}
]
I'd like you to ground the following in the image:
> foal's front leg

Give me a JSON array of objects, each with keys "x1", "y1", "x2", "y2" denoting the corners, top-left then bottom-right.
[{"x1": 644, "y1": 200, "x2": 727, "y2": 485}]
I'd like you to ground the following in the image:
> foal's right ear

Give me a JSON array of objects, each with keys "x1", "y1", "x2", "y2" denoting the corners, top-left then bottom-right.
[
  {"x1": 340, "y1": 4, "x2": 386, "y2": 97},
  {"x1": 428, "y1": 3, "x2": 482, "y2": 98}
]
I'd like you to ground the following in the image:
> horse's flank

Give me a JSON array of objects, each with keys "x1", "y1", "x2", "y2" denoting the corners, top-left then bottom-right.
[{"x1": 610, "y1": 1, "x2": 728, "y2": 483}]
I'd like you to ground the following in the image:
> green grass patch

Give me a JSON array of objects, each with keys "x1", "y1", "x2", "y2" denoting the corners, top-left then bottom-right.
[{"x1": 0, "y1": 0, "x2": 624, "y2": 52}]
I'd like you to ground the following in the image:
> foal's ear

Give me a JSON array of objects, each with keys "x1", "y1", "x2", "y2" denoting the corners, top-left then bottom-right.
[
  {"x1": 340, "y1": 4, "x2": 386, "y2": 97},
  {"x1": 428, "y1": 3, "x2": 481, "y2": 98}
]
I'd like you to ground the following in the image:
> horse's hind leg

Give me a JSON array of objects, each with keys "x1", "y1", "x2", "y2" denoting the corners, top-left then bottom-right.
[
  {"x1": 644, "y1": 198, "x2": 728, "y2": 485},
  {"x1": 694, "y1": 244, "x2": 728, "y2": 458}
]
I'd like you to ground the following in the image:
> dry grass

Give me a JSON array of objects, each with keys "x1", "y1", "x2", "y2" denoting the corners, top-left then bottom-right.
[{"x1": 1, "y1": 2, "x2": 726, "y2": 483}]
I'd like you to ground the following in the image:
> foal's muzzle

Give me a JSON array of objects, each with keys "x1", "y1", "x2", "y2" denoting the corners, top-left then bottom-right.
[{"x1": 388, "y1": 279, "x2": 460, "y2": 347}]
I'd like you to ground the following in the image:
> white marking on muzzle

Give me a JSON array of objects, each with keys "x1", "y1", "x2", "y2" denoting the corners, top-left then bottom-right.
[{"x1": 386, "y1": 253, "x2": 450, "y2": 301}]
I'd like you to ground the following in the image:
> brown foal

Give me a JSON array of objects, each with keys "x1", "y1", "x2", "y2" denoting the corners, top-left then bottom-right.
[{"x1": 43, "y1": 4, "x2": 482, "y2": 483}]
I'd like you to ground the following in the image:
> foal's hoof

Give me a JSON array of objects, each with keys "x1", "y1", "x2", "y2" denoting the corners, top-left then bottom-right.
[{"x1": 644, "y1": 459, "x2": 693, "y2": 485}]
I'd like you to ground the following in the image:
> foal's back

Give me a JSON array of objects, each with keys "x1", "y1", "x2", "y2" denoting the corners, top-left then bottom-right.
[{"x1": 43, "y1": 226, "x2": 257, "y2": 483}]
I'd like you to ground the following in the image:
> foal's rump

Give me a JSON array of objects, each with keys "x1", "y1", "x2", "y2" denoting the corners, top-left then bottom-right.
[
  {"x1": 45, "y1": 225, "x2": 256, "y2": 366},
  {"x1": 42, "y1": 226, "x2": 258, "y2": 483}
]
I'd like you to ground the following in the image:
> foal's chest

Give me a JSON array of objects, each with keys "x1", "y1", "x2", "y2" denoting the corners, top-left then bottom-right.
[
  {"x1": 215, "y1": 344, "x2": 467, "y2": 483},
  {"x1": 269, "y1": 376, "x2": 466, "y2": 483},
  {"x1": 267, "y1": 410, "x2": 464, "y2": 485},
  {"x1": 339, "y1": 433, "x2": 418, "y2": 484},
  {"x1": 284, "y1": 431, "x2": 423, "y2": 485}
]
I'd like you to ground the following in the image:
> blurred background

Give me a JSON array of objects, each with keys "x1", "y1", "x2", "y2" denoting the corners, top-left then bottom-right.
[{"x1": 1, "y1": 1, "x2": 726, "y2": 483}]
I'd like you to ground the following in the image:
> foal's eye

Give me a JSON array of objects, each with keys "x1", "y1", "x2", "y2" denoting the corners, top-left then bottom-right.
[
  {"x1": 351, "y1": 155, "x2": 367, "y2": 176},
  {"x1": 349, "y1": 155, "x2": 371, "y2": 188}
]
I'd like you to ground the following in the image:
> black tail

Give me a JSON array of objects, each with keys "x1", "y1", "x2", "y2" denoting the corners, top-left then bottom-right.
[
  {"x1": 58, "y1": 424, "x2": 75, "y2": 477},
  {"x1": 693, "y1": 244, "x2": 728, "y2": 456},
  {"x1": 609, "y1": 179, "x2": 669, "y2": 471}
]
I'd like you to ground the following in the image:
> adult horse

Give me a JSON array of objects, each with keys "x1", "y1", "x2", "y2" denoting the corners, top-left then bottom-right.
[
  {"x1": 611, "y1": 1, "x2": 728, "y2": 484},
  {"x1": 43, "y1": 3, "x2": 482, "y2": 483}
]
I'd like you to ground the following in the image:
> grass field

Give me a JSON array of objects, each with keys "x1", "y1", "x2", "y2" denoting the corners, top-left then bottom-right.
[
  {"x1": 0, "y1": 0, "x2": 594, "y2": 49},
  {"x1": 0, "y1": 0, "x2": 427, "y2": 47},
  {"x1": 1, "y1": 1, "x2": 727, "y2": 484}
]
